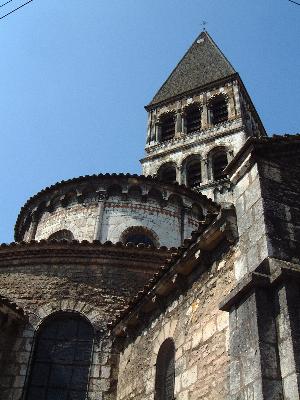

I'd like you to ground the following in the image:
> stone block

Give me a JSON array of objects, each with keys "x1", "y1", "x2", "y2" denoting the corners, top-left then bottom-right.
[{"x1": 181, "y1": 364, "x2": 197, "y2": 389}]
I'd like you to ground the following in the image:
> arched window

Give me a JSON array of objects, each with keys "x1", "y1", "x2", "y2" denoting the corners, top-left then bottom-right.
[
  {"x1": 155, "y1": 338, "x2": 175, "y2": 400},
  {"x1": 186, "y1": 158, "x2": 202, "y2": 188},
  {"x1": 185, "y1": 105, "x2": 201, "y2": 134},
  {"x1": 48, "y1": 229, "x2": 74, "y2": 241},
  {"x1": 212, "y1": 151, "x2": 228, "y2": 181},
  {"x1": 25, "y1": 313, "x2": 93, "y2": 400},
  {"x1": 121, "y1": 226, "x2": 158, "y2": 247},
  {"x1": 160, "y1": 113, "x2": 175, "y2": 142},
  {"x1": 157, "y1": 164, "x2": 177, "y2": 184},
  {"x1": 209, "y1": 95, "x2": 228, "y2": 125}
]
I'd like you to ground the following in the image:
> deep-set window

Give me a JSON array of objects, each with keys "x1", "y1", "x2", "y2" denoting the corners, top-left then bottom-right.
[
  {"x1": 209, "y1": 95, "x2": 228, "y2": 125},
  {"x1": 160, "y1": 114, "x2": 176, "y2": 142},
  {"x1": 25, "y1": 313, "x2": 93, "y2": 400},
  {"x1": 158, "y1": 164, "x2": 177, "y2": 184},
  {"x1": 186, "y1": 159, "x2": 202, "y2": 188},
  {"x1": 212, "y1": 151, "x2": 228, "y2": 180},
  {"x1": 48, "y1": 230, "x2": 74, "y2": 241},
  {"x1": 155, "y1": 338, "x2": 175, "y2": 400},
  {"x1": 121, "y1": 226, "x2": 158, "y2": 247},
  {"x1": 185, "y1": 105, "x2": 201, "y2": 134}
]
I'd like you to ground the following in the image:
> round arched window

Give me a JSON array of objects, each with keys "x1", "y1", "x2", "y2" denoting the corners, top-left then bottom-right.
[
  {"x1": 121, "y1": 226, "x2": 159, "y2": 247},
  {"x1": 48, "y1": 230, "x2": 74, "y2": 241},
  {"x1": 155, "y1": 338, "x2": 175, "y2": 400},
  {"x1": 25, "y1": 313, "x2": 93, "y2": 400}
]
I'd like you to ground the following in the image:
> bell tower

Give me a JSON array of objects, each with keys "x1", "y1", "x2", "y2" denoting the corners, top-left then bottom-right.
[{"x1": 141, "y1": 31, "x2": 266, "y2": 201}]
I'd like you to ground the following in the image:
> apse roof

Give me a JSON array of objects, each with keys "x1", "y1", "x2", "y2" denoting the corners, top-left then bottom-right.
[{"x1": 148, "y1": 31, "x2": 236, "y2": 107}]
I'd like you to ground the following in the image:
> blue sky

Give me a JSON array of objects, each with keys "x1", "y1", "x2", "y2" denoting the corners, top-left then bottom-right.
[{"x1": 0, "y1": 0, "x2": 299, "y2": 243}]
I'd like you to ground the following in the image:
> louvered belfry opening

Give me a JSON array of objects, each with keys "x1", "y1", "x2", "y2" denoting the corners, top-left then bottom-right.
[
  {"x1": 185, "y1": 105, "x2": 201, "y2": 134},
  {"x1": 212, "y1": 151, "x2": 228, "y2": 180},
  {"x1": 210, "y1": 95, "x2": 228, "y2": 125},
  {"x1": 186, "y1": 159, "x2": 202, "y2": 188},
  {"x1": 160, "y1": 114, "x2": 175, "y2": 142},
  {"x1": 25, "y1": 313, "x2": 93, "y2": 400},
  {"x1": 155, "y1": 338, "x2": 175, "y2": 400}
]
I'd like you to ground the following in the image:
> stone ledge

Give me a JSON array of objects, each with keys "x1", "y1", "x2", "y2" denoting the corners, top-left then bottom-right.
[{"x1": 219, "y1": 257, "x2": 300, "y2": 312}]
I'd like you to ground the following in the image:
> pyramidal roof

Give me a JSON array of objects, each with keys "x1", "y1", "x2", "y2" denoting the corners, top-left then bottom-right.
[{"x1": 148, "y1": 31, "x2": 236, "y2": 107}]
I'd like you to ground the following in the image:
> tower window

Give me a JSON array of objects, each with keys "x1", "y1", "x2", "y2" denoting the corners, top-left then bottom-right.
[
  {"x1": 158, "y1": 164, "x2": 177, "y2": 184},
  {"x1": 160, "y1": 114, "x2": 175, "y2": 142},
  {"x1": 48, "y1": 229, "x2": 74, "y2": 241},
  {"x1": 25, "y1": 313, "x2": 93, "y2": 400},
  {"x1": 209, "y1": 95, "x2": 228, "y2": 125},
  {"x1": 155, "y1": 338, "x2": 175, "y2": 400},
  {"x1": 212, "y1": 151, "x2": 228, "y2": 180},
  {"x1": 185, "y1": 105, "x2": 201, "y2": 134},
  {"x1": 186, "y1": 159, "x2": 202, "y2": 188}
]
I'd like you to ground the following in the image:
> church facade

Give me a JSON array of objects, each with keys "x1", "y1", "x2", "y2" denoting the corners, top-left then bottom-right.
[{"x1": 1, "y1": 31, "x2": 300, "y2": 400}]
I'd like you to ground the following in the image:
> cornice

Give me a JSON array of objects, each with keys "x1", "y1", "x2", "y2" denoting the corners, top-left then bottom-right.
[
  {"x1": 141, "y1": 122, "x2": 244, "y2": 163},
  {"x1": 0, "y1": 240, "x2": 172, "y2": 273},
  {"x1": 145, "y1": 73, "x2": 239, "y2": 111}
]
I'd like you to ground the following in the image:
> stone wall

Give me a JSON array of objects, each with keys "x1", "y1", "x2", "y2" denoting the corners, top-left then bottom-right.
[
  {"x1": 259, "y1": 155, "x2": 300, "y2": 264},
  {"x1": 231, "y1": 160, "x2": 268, "y2": 280},
  {"x1": 116, "y1": 246, "x2": 237, "y2": 400},
  {"x1": 230, "y1": 141, "x2": 300, "y2": 280},
  {"x1": 0, "y1": 243, "x2": 168, "y2": 400}
]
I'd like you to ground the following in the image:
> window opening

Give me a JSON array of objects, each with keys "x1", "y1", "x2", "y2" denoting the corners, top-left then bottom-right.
[
  {"x1": 121, "y1": 226, "x2": 158, "y2": 247},
  {"x1": 186, "y1": 159, "x2": 202, "y2": 188},
  {"x1": 186, "y1": 106, "x2": 201, "y2": 134},
  {"x1": 212, "y1": 152, "x2": 228, "y2": 180},
  {"x1": 155, "y1": 338, "x2": 175, "y2": 400},
  {"x1": 210, "y1": 95, "x2": 228, "y2": 125},
  {"x1": 125, "y1": 234, "x2": 154, "y2": 246},
  {"x1": 25, "y1": 313, "x2": 93, "y2": 400},
  {"x1": 160, "y1": 114, "x2": 175, "y2": 142},
  {"x1": 158, "y1": 165, "x2": 177, "y2": 184},
  {"x1": 48, "y1": 230, "x2": 74, "y2": 241}
]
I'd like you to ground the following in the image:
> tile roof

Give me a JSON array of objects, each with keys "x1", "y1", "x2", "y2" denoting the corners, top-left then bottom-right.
[{"x1": 148, "y1": 31, "x2": 236, "y2": 107}]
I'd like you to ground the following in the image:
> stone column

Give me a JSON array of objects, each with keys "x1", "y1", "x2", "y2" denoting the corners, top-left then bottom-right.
[
  {"x1": 180, "y1": 206, "x2": 186, "y2": 245},
  {"x1": 228, "y1": 90, "x2": 236, "y2": 120},
  {"x1": 201, "y1": 104, "x2": 209, "y2": 129},
  {"x1": 94, "y1": 194, "x2": 107, "y2": 241},
  {"x1": 175, "y1": 112, "x2": 182, "y2": 137},
  {"x1": 176, "y1": 166, "x2": 183, "y2": 185},
  {"x1": 155, "y1": 123, "x2": 161, "y2": 143},
  {"x1": 146, "y1": 113, "x2": 152, "y2": 144},
  {"x1": 201, "y1": 159, "x2": 209, "y2": 184},
  {"x1": 28, "y1": 212, "x2": 39, "y2": 241}
]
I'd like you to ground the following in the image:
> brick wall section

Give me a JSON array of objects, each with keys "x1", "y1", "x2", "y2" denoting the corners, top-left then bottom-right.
[{"x1": 116, "y1": 247, "x2": 237, "y2": 400}]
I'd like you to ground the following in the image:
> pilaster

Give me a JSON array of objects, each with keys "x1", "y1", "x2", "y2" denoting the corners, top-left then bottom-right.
[{"x1": 220, "y1": 259, "x2": 300, "y2": 400}]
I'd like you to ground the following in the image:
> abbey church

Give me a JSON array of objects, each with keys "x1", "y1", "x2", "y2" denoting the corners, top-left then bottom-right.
[{"x1": 0, "y1": 31, "x2": 300, "y2": 400}]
